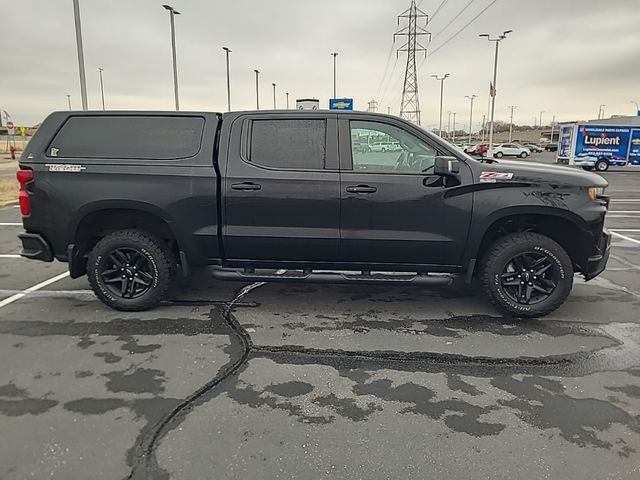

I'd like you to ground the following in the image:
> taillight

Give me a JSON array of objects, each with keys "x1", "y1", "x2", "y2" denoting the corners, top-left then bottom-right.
[{"x1": 16, "y1": 168, "x2": 33, "y2": 216}]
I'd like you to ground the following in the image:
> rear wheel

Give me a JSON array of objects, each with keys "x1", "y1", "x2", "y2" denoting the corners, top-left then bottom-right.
[
  {"x1": 595, "y1": 159, "x2": 609, "y2": 172},
  {"x1": 480, "y1": 232, "x2": 573, "y2": 318},
  {"x1": 87, "y1": 230, "x2": 175, "y2": 311}
]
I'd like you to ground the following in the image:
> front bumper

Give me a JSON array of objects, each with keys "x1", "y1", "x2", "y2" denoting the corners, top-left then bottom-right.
[
  {"x1": 18, "y1": 233, "x2": 54, "y2": 262},
  {"x1": 583, "y1": 228, "x2": 611, "y2": 281}
]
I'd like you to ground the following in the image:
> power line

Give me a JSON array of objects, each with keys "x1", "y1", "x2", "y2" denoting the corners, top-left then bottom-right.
[
  {"x1": 431, "y1": 0, "x2": 478, "y2": 41},
  {"x1": 429, "y1": 0, "x2": 500, "y2": 56}
]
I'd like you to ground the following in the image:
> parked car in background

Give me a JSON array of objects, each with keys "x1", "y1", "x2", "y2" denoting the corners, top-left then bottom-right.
[
  {"x1": 474, "y1": 144, "x2": 489, "y2": 156},
  {"x1": 545, "y1": 143, "x2": 558, "y2": 152},
  {"x1": 492, "y1": 143, "x2": 530, "y2": 158},
  {"x1": 369, "y1": 141, "x2": 402, "y2": 152},
  {"x1": 524, "y1": 144, "x2": 543, "y2": 153},
  {"x1": 352, "y1": 141, "x2": 371, "y2": 154},
  {"x1": 464, "y1": 144, "x2": 478, "y2": 154}
]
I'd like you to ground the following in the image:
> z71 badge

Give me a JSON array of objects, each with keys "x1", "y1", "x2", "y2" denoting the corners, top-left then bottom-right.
[
  {"x1": 479, "y1": 171, "x2": 514, "y2": 183},
  {"x1": 45, "y1": 164, "x2": 86, "y2": 173}
]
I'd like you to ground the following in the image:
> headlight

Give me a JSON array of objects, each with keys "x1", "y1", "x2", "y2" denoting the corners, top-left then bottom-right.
[{"x1": 587, "y1": 186, "x2": 606, "y2": 201}]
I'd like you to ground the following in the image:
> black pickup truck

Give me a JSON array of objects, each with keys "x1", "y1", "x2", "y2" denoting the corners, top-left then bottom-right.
[{"x1": 17, "y1": 111, "x2": 610, "y2": 317}]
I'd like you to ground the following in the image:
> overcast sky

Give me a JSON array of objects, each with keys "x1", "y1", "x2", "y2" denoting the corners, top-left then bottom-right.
[{"x1": 2, "y1": 0, "x2": 639, "y2": 129}]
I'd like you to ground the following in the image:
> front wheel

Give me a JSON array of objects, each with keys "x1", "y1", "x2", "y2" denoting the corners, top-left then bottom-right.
[
  {"x1": 87, "y1": 229, "x2": 175, "y2": 311},
  {"x1": 495, "y1": 151, "x2": 504, "y2": 158},
  {"x1": 519, "y1": 152, "x2": 528, "y2": 158},
  {"x1": 480, "y1": 232, "x2": 573, "y2": 318},
  {"x1": 595, "y1": 159, "x2": 609, "y2": 172}
]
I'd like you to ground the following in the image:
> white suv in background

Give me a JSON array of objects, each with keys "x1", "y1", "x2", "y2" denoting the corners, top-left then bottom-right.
[{"x1": 492, "y1": 143, "x2": 530, "y2": 158}]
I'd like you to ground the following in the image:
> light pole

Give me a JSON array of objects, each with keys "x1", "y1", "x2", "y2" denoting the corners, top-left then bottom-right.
[
  {"x1": 539, "y1": 110, "x2": 545, "y2": 128},
  {"x1": 452, "y1": 112, "x2": 457, "y2": 143},
  {"x1": 67, "y1": 95, "x2": 72, "y2": 110},
  {"x1": 222, "y1": 47, "x2": 232, "y2": 111},
  {"x1": 447, "y1": 111, "x2": 452, "y2": 138},
  {"x1": 533, "y1": 116, "x2": 537, "y2": 128},
  {"x1": 549, "y1": 115, "x2": 556, "y2": 143},
  {"x1": 331, "y1": 52, "x2": 338, "y2": 99},
  {"x1": 254, "y1": 70, "x2": 260, "y2": 110},
  {"x1": 272, "y1": 83, "x2": 277, "y2": 109},
  {"x1": 465, "y1": 95, "x2": 477, "y2": 144},
  {"x1": 631, "y1": 100, "x2": 639, "y2": 116},
  {"x1": 97, "y1": 67, "x2": 105, "y2": 110},
  {"x1": 508, "y1": 105, "x2": 517, "y2": 142},
  {"x1": 286, "y1": 92, "x2": 290, "y2": 109},
  {"x1": 479, "y1": 30, "x2": 512, "y2": 158},
  {"x1": 598, "y1": 104, "x2": 605, "y2": 120},
  {"x1": 387, "y1": 106, "x2": 391, "y2": 115},
  {"x1": 163, "y1": 5, "x2": 181, "y2": 111},
  {"x1": 431, "y1": 73, "x2": 450, "y2": 137},
  {"x1": 72, "y1": 0, "x2": 88, "y2": 110}
]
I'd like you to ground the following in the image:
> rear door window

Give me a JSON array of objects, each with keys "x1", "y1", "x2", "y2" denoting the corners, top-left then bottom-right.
[
  {"x1": 248, "y1": 119, "x2": 326, "y2": 170},
  {"x1": 48, "y1": 116, "x2": 205, "y2": 160}
]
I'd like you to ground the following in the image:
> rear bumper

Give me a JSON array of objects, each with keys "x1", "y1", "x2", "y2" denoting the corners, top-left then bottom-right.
[
  {"x1": 583, "y1": 228, "x2": 611, "y2": 281},
  {"x1": 18, "y1": 233, "x2": 54, "y2": 262}
]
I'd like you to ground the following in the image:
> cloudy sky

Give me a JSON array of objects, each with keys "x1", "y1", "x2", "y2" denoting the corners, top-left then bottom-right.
[{"x1": 2, "y1": 0, "x2": 639, "y2": 129}]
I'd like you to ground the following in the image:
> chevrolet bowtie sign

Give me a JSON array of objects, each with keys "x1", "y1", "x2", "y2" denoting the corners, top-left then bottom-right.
[{"x1": 329, "y1": 98, "x2": 354, "y2": 110}]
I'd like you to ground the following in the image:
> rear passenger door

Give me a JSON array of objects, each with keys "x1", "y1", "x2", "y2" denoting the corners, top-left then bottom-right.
[{"x1": 223, "y1": 114, "x2": 340, "y2": 263}]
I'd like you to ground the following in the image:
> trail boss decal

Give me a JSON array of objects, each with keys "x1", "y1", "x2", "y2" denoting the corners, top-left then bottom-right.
[
  {"x1": 45, "y1": 164, "x2": 86, "y2": 173},
  {"x1": 480, "y1": 171, "x2": 514, "y2": 183}
]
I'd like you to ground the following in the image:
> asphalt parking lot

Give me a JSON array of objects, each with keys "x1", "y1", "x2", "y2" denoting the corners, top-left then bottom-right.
[{"x1": 1, "y1": 153, "x2": 640, "y2": 479}]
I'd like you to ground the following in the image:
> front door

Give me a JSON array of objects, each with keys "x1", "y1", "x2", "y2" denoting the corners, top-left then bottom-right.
[
  {"x1": 339, "y1": 117, "x2": 473, "y2": 268},
  {"x1": 224, "y1": 114, "x2": 340, "y2": 263}
]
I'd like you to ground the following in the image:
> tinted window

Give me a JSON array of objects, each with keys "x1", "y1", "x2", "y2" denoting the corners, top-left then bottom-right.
[
  {"x1": 350, "y1": 121, "x2": 438, "y2": 173},
  {"x1": 250, "y1": 119, "x2": 326, "y2": 169},
  {"x1": 49, "y1": 116, "x2": 204, "y2": 160}
]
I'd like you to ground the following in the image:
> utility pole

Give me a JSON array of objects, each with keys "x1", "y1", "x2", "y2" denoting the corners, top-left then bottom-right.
[
  {"x1": 254, "y1": 70, "x2": 260, "y2": 110},
  {"x1": 508, "y1": 105, "x2": 517, "y2": 142},
  {"x1": 447, "y1": 111, "x2": 452, "y2": 138},
  {"x1": 549, "y1": 115, "x2": 556, "y2": 143},
  {"x1": 286, "y1": 92, "x2": 290, "y2": 109},
  {"x1": 72, "y1": 0, "x2": 88, "y2": 110},
  {"x1": 465, "y1": 94, "x2": 477, "y2": 144},
  {"x1": 222, "y1": 47, "x2": 231, "y2": 111},
  {"x1": 539, "y1": 110, "x2": 545, "y2": 128},
  {"x1": 387, "y1": 106, "x2": 391, "y2": 115},
  {"x1": 479, "y1": 30, "x2": 512, "y2": 158},
  {"x1": 631, "y1": 100, "x2": 639, "y2": 116},
  {"x1": 331, "y1": 52, "x2": 338, "y2": 99},
  {"x1": 432, "y1": 74, "x2": 450, "y2": 136},
  {"x1": 272, "y1": 83, "x2": 277, "y2": 109},
  {"x1": 395, "y1": 0, "x2": 430, "y2": 125},
  {"x1": 452, "y1": 112, "x2": 457, "y2": 143},
  {"x1": 97, "y1": 67, "x2": 105, "y2": 110},
  {"x1": 67, "y1": 95, "x2": 72, "y2": 111},
  {"x1": 533, "y1": 116, "x2": 537, "y2": 128},
  {"x1": 481, "y1": 114, "x2": 486, "y2": 142},
  {"x1": 163, "y1": 5, "x2": 181, "y2": 111}
]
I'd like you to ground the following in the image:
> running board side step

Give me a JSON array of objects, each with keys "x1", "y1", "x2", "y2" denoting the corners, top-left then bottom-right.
[{"x1": 210, "y1": 268, "x2": 454, "y2": 286}]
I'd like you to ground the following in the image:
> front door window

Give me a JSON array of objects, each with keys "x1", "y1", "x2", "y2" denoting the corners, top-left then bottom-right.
[{"x1": 349, "y1": 121, "x2": 438, "y2": 174}]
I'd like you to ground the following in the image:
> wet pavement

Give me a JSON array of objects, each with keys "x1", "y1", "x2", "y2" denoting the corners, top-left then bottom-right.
[{"x1": 1, "y1": 156, "x2": 640, "y2": 479}]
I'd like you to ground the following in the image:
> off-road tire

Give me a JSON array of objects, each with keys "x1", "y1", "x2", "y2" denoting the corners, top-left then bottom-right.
[
  {"x1": 480, "y1": 232, "x2": 573, "y2": 318},
  {"x1": 87, "y1": 230, "x2": 175, "y2": 311}
]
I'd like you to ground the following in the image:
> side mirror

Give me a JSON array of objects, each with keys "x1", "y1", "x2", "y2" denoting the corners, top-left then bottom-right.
[{"x1": 434, "y1": 156, "x2": 460, "y2": 176}]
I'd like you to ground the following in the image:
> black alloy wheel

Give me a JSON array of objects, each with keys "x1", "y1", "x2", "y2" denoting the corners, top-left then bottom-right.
[
  {"x1": 499, "y1": 251, "x2": 558, "y2": 305},
  {"x1": 100, "y1": 247, "x2": 155, "y2": 299}
]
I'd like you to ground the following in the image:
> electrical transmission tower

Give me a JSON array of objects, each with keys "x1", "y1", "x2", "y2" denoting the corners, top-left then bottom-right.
[
  {"x1": 367, "y1": 98, "x2": 379, "y2": 113},
  {"x1": 395, "y1": 0, "x2": 430, "y2": 125}
]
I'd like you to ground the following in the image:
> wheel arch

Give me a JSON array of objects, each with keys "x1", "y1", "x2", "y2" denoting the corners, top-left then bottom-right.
[{"x1": 466, "y1": 206, "x2": 593, "y2": 277}]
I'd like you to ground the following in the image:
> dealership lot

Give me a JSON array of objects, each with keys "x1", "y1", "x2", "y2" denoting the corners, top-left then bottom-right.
[{"x1": 1, "y1": 156, "x2": 640, "y2": 479}]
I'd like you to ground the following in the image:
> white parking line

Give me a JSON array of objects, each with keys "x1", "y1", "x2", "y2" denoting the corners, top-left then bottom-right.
[
  {"x1": 611, "y1": 199, "x2": 640, "y2": 202},
  {"x1": 608, "y1": 211, "x2": 640, "y2": 214},
  {"x1": 0, "y1": 222, "x2": 22, "y2": 226},
  {"x1": 0, "y1": 254, "x2": 22, "y2": 258},
  {"x1": 610, "y1": 231, "x2": 640, "y2": 246},
  {"x1": 609, "y1": 229, "x2": 640, "y2": 232},
  {"x1": 0, "y1": 271, "x2": 70, "y2": 309}
]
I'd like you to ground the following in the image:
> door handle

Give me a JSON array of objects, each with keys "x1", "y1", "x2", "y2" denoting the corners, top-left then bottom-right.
[
  {"x1": 231, "y1": 182, "x2": 262, "y2": 191},
  {"x1": 346, "y1": 185, "x2": 377, "y2": 194}
]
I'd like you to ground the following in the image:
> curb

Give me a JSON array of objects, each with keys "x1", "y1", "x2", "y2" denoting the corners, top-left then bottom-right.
[{"x1": 0, "y1": 200, "x2": 18, "y2": 207}]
